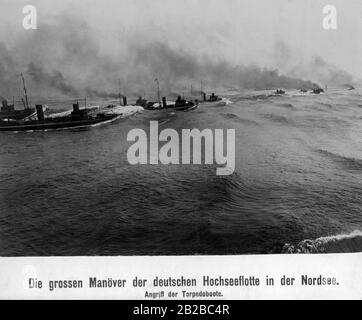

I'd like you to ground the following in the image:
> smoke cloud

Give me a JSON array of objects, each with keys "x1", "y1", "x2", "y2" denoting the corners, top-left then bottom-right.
[
  {"x1": 290, "y1": 56, "x2": 354, "y2": 87},
  {"x1": 273, "y1": 41, "x2": 355, "y2": 87},
  {"x1": 0, "y1": 11, "x2": 354, "y2": 101}
]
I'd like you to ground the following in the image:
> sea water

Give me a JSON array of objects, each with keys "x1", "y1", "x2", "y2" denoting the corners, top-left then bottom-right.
[{"x1": 0, "y1": 89, "x2": 361, "y2": 255}]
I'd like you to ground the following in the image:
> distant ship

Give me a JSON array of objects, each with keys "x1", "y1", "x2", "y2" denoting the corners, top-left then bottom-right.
[
  {"x1": 0, "y1": 102, "x2": 120, "y2": 132},
  {"x1": 201, "y1": 92, "x2": 222, "y2": 102},
  {"x1": 311, "y1": 88, "x2": 324, "y2": 94},
  {"x1": 136, "y1": 96, "x2": 148, "y2": 108},
  {"x1": 274, "y1": 89, "x2": 286, "y2": 95},
  {"x1": 140, "y1": 78, "x2": 199, "y2": 111},
  {"x1": 344, "y1": 84, "x2": 355, "y2": 90},
  {"x1": 174, "y1": 96, "x2": 198, "y2": 111},
  {"x1": 142, "y1": 96, "x2": 198, "y2": 111}
]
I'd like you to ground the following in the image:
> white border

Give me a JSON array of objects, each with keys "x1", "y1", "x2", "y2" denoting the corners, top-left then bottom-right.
[{"x1": 0, "y1": 254, "x2": 361, "y2": 300}]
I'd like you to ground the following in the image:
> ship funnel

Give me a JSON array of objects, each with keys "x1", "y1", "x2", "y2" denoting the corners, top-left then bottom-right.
[
  {"x1": 73, "y1": 102, "x2": 80, "y2": 113},
  {"x1": 123, "y1": 96, "x2": 127, "y2": 106},
  {"x1": 36, "y1": 105, "x2": 45, "y2": 121},
  {"x1": 162, "y1": 97, "x2": 167, "y2": 108}
]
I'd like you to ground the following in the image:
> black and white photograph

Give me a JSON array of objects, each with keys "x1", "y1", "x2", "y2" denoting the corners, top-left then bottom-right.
[{"x1": 0, "y1": 0, "x2": 361, "y2": 262}]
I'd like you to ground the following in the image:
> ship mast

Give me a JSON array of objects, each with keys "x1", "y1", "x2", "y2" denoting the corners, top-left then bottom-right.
[
  {"x1": 20, "y1": 73, "x2": 30, "y2": 109},
  {"x1": 118, "y1": 78, "x2": 122, "y2": 106},
  {"x1": 155, "y1": 78, "x2": 161, "y2": 106}
]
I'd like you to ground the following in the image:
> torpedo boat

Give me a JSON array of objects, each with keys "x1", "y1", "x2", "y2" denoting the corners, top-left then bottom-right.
[
  {"x1": 274, "y1": 89, "x2": 286, "y2": 95},
  {"x1": 0, "y1": 102, "x2": 120, "y2": 132},
  {"x1": 174, "y1": 96, "x2": 199, "y2": 111},
  {"x1": 311, "y1": 88, "x2": 324, "y2": 94}
]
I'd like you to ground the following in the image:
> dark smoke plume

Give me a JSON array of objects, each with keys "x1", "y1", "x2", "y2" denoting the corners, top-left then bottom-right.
[
  {"x1": 291, "y1": 56, "x2": 354, "y2": 87},
  {"x1": 0, "y1": 13, "x2": 351, "y2": 101},
  {"x1": 273, "y1": 41, "x2": 355, "y2": 87},
  {"x1": 26, "y1": 62, "x2": 78, "y2": 96}
]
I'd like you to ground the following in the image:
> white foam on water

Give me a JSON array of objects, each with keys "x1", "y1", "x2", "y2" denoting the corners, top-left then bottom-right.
[
  {"x1": 104, "y1": 105, "x2": 144, "y2": 116},
  {"x1": 47, "y1": 105, "x2": 100, "y2": 118},
  {"x1": 24, "y1": 105, "x2": 49, "y2": 121},
  {"x1": 282, "y1": 230, "x2": 362, "y2": 254},
  {"x1": 316, "y1": 230, "x2": 362, "y2": 242},
  {"x1": 219, "y1": 97, "x2": 233, "y2": 105},
  {"x1": 151, "y1": 101, "x2": 175, "y2": 109}
]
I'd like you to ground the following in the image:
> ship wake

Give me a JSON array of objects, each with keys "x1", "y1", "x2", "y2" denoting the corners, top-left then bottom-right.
[{"x1": 282, "y1": 230, "x2": 362, "y2": 253}]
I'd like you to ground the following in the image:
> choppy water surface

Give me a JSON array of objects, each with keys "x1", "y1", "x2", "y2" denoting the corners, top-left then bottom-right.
[{"x1": 1, "y1": 89, "x2": 362, "y2": 255}]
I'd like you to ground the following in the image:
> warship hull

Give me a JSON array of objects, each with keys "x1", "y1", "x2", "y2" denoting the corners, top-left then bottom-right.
[
  {"x1": 0, "y1": 109, "x2": 36, "y2": 121},
  {"x1": 0, "y1": 114, "x2": 120, "y2": 132}
]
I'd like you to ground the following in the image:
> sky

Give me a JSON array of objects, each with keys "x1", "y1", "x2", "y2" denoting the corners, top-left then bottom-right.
[{"x1": 0, "y1": 0, "x2": 361, "y2": 98}]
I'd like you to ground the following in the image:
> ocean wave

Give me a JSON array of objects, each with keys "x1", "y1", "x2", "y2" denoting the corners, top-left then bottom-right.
[
  {"x1": 104, "y1": 105, "x2": 144, "y2": 116},
  {"x1": 217, "y1": 98, "x2": 233, "y2": 106},
  {"x1": 47, "y1": 105, "x2": 100, "y2": 118},
  {"x1": 277, "y1": 103, "x2": 295, "y2": 109},
  {"x1": 233, "y1": 93, "x2": 274, "y2": 102},
  {"x1": 282, "y1": 230, "x2": 362, "y2": 253},
  {"x1": 261, "y1": 113, "x2": 292, "y2": 125},
  {"x1": 319, "y1": 102, "x2": 333, "y2": 109},
  {"x1": 221, "y1": 113, "x2": 259, "y2": 125},
  {"x1": 316, "y1": 149, "x2": 362, "y2": 171}
]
